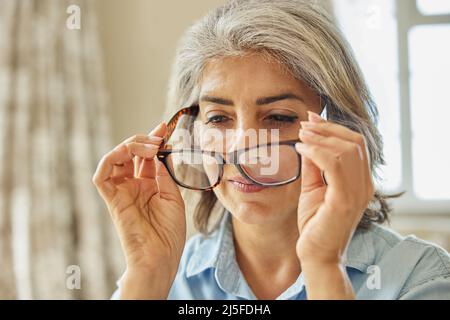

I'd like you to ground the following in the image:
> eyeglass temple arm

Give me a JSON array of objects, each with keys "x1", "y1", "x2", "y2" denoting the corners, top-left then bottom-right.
[
  {"x1": 159, "y1": 105, "x2": 200, "y2": 149},
  {"x1": 319, "y1": 94, "x2": 329, "y2": 121},
  {"x1": 318, "y1": 94, "x2": 329, "y2": 185}
]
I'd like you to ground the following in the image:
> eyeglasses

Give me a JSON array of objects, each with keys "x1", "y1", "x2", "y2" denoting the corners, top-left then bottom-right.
[
  {"x1": 157, "y1": 138, "x2": 302, "y2": 191},
  {"x1": 156, "y1": 98, "x2": 328, "y2": 191}
]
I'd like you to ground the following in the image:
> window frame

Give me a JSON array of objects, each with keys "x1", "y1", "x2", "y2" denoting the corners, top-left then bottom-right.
[{"x1": 394, "y1": 0, "x2": 450, "y2": 215}]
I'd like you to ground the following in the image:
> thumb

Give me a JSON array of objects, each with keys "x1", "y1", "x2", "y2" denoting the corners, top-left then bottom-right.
[
  {"x1": 299, "y1": 153, "x2": 324, "y2": 193},
  {"x1": 298, "y1": 111, "x2": 327, "y2": 192},
  {"x1": 156, "y1": 145, "x2": 183, "y2": 202},
  {"x1": 138, "y1": 122, "x2": 168, "y2": 177}
]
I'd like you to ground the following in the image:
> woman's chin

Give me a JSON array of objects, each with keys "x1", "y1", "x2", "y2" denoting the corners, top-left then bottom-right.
[
  {"x1": 214, "y1": 184, "x2": 300, "y2": 225},
  {"x1": 229, "y1": 201, "x2": 283, "y2": 225}
]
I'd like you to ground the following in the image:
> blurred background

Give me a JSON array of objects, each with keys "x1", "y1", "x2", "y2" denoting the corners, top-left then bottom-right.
[{"x1": 0, "y1": 0, "x2": 449, "y2": 299}]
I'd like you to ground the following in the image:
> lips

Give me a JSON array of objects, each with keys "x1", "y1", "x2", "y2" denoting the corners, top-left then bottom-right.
[{"x1": 228, "y1": 176, "x2": 266, "y2": 193}]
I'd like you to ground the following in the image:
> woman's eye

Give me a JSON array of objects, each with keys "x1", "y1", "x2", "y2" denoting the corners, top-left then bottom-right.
[
  {"x1": 265, "y1": 114, "x2": 298, "y2": 124},
  {"x1": 205, "y1": 115, "x2": 230, "y2": 125}
]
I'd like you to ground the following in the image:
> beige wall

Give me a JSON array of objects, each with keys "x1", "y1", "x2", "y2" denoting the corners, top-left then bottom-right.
[{"x1": 95, "y1": 0, "x2": 225, "y2": 145}]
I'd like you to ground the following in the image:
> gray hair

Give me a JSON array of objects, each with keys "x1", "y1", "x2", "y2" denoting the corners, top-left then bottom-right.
[{"x1": 165, "y1": 0, "x2": 399, "y2": 234}]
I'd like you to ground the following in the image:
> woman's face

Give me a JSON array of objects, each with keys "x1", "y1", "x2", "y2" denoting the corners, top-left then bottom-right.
[{"x1": 198, "y1": 53, "x2": 321, "y2": 225}]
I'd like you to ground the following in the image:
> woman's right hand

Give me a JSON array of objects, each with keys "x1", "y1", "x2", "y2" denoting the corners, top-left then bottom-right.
[{"x1": 92, "y1": 123, "x2": 186, "y2": 299}]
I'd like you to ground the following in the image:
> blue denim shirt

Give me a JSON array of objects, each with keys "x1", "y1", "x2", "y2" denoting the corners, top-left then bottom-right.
[{"x1": 112, "y1": 211, "x2": 450, "y2": 299}]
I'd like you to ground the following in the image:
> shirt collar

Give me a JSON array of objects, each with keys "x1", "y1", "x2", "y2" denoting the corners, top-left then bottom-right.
[
  {"x1": 186, "y1": 211, "x2": 232, "y2": 278},
  {"x1": 344, "y1": 225, "x2": 376, "y2": 272},
  {"x1": 186, "y1": 211, "x2": 253, "y2": 298},
  {"x1": 186, "y1": 211, "x2": 375, "y2": 297}
]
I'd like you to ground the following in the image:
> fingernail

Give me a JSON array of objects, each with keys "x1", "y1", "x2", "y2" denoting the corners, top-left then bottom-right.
[
  {"x1": 144, "y1": 143, "x2": 159, "y2": 150},
  {"x1": 146, "y1": 135, "x2": 163, "y2": 141},
  {"x1": 308, "y1": 111, "x2": 324, "y2": 123}
]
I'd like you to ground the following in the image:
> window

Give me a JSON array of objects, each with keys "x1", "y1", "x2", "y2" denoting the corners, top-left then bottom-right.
[
  {"x1": 417, "y1": 0, "x2": 450, "y2": 15},
  {"x1": 409, "y1": 25, "x2": 450, "y2": 200},
  {"x1": 332, "y1": 0, "x2": 450, "y2": 213},
  {"x1": 333, "y1": 0, "x2": 401, "y2": 191}
]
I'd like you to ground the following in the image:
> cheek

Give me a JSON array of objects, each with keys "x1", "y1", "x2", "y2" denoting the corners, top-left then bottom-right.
[
  {"x1": 274, "y1": 180, "x2": 302, "y2": 205},
  {"x1": 211, "y1": 183, "x2": 234, "y2": 213},
  {"x1": 289, "y1": 180, "x2": 302, "y2": 200},
  {"x1": 202, "y1": 160, "x2": 221, "y2": 186}
]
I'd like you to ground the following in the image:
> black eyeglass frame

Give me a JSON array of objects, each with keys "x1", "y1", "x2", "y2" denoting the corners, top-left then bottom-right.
[{"x1": 156, "y1": 139, "x2": 303, "y2": 191}]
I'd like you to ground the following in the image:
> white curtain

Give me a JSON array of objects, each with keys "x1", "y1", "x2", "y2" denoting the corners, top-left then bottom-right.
[{"x1": 0, "y1": 0, "x2": 123, "y2": 299}]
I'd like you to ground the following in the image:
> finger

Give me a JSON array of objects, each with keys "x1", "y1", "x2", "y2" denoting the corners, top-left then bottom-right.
[
  {"x1": 302, "y1": 111, "x2": 366, "y2": 155},
  {"x1": 295, "y1": 142, "x2": 348, "y2": 191},
  {"x1": 93, "y1": 125, "x2": 167, "y2": 201},
  {"x1": 299, "y1": 151, "x2": 325, "y2": 193},
  {"x1": 134, "y1": 156, "x2": 143, "y2": 177},
  {"x1": 112, "y1": 160, "x2": 134, "y2": 180},
  {"x1": 117, "y1": 133, "x2": 163, "y2": 177},
  {"x1": 299, "y1": 128, "x2": 364, "y2": 161},
  {"x1": 126, "y1": 142, "x2": 158, "y2": 179},
  {"x1": 156, "y1": 157, "x2": 182, "y2": 202},
  {"x1": 94, "y1": 143, "x2": 158, "y2": 196},
  {"x1": 125, "y1": 142, "x2": 160, "y2": 159},
  {"x1": 308, "y1": 110, "x2": 326, "y2": 123},
  {"x1": 138, "y1": 123, "x2": 167, "y2": 178},
  {"x1": 303, "y1": 112, "x2": 328, "y2": 188},
  {"x1": 301, "y1": 120, "x2": 365, "y2": 147},
  {"x1": 93, "y1": 144, "x2": 136, "y2": 201},
  {"x1": 123, "y1": 130, "x2": 166, "y2": 176},
  {"x1": 304, "y1": 110, "x2": 360, "y2": 145},
  {"x1": 140, "y1": 158, "x2": 156, "y2": 179},
  {"x1": 300, "y1": 120, "x2": 370, "y2": 173},
  {"x1": 122, "y1": 134, "x2": 163, "y2": 146},
  {"x1": 297, "y1": 130, "x2": 374, "y2": 204},
  {"x1": 110, "y1": 174, "x2": 132, "y2": 185},
  {"x1": 148, "y1": 122, "x2": 167, "y2": 137},
  {"x1": 297, "y1": 127, "x2": 325, "y2": 192},
  {"x1": 299, "y1": 128, "x2": 371, "y2": 191}
]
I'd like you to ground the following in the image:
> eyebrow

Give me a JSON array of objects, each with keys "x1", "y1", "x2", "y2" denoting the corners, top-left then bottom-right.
[
  {"x1": 199, "y1": 92, "x2": 305, "y2": 106},
  {"x1": 256, "y1": 93, "x2": 305, "y2": 105},
  {"x1": 199, "y1": 95, "x2": 233, "y2": 106}
]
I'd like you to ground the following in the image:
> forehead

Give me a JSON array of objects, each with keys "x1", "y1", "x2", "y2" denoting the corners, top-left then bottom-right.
[{"x1": 199, "y1": 53, "x2": 309, "y2": 95}]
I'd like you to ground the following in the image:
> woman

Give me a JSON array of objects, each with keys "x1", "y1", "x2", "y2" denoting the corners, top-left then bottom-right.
[{"x1": 93, "y1": 0, "x2": 450, "y2": 299}]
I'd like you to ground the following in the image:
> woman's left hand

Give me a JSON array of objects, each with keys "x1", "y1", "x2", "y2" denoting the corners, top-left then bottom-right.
[{"x1": 295, "y1": 111, "x2": 375, "y2": 267}]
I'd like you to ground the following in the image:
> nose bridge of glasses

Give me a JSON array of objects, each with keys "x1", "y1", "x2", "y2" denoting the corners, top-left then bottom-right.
[
  {"x1": 211, "y1": 148, "x2": 249, "y2": 166},
  {"x1": 223, "y1": 143, "x2": 276, "y2": 166}
]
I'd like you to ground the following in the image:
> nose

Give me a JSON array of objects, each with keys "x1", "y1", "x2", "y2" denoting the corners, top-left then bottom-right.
[{"x1": 225, "y1": 113, "x2": 260, "y2": 152}]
